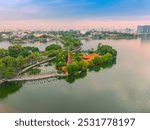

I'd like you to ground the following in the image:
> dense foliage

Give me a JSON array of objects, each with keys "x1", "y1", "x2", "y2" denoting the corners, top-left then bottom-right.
[
  {"x1": 0, "y1": 49, "x2": 8, "y2": 58},
  {"x1": 67, "y1": 61, "x2": 87, "y2": 75},
  {"x1": 0, "y1": 33, "x2": 117, "y2": 80},
  {"x1": 28, "y1": 69, "x2": 41, "y2": 75},
  {"x1": 45, "y1": 44, "x2": 62, "y2": 51},
  {"x1": 61, "y1": 34, "x2": 82, "y2": 49},
  {"x1": 96, "y1": 43, "x2": 117, "y2": 57},
  {"x1": 55, "y1": 50, "x2": 68, "y2": 69},
  {"x1": 0, "y1": 45, "x2": 40, "y2": 79},
  {"x1": 90, "y1": 31, "x2": 138, "y2": 40},
  {"x1": 63, "y1": 44, "x2": 117, "y2": 75},
  {"x1": 8, "y1": 45, "x2": 39, "y2": 58}
]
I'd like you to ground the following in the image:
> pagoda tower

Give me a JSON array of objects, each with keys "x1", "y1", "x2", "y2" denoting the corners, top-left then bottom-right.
[{"x1": 67, "y1": 50, "x2": 71, "y2": 64}]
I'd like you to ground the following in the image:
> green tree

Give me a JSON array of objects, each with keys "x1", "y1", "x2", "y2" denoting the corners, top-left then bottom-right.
[
  {"x1": 20, "y1": 48, "x2": 31, "y2": 57},
  {"x1": 77, "y1": 61, "x2": 87, "y2": 72},
  {"x1": 73, "y1": 53, "x2": 82, "y2": 62},
  {"x1": 47, "y1": 50, "x2": 59, "y2": 57},
  {"x1": 97, "y1": 43, "x2": 117, "y2": 57},
  {"x1": 102, "y1": 53, "x2": 113, "y2": 63},
  {"x1": 16, "y1": 55, "x2": 26, "y2": 69},
  {"x1": 20, "y1": 46, "x2": 39, "y2": 57},
  {"x1": 67, "y1": 62, "x2": 80, "y2": 75},
  {"x1": 45, "y1": 44, "x2": 62, "y2": 51},
  {"x1": 55, "y1": 50, "x2": 67, "y2": 68},
  {"x1": 2, "y1": 67, "x2": 16, "y2": 79},
  {"x1": 0, "y1": 49, "x2": 8, "y2": 58},
  {"x1": 88, "y1": 48, "x2": 95, "y2": 54},
  {"x1": 92, "y1": 57, "x2": 101, "y2": 65},
  {"x1": 0, "y1": 61, "x2": 5, "y2": 79},
  {"x1": 61, "y1": 34, "x2": 82, "y2": 49},
  {"x1": 0, "y1": 57, "x2": 17, "y2": 79},
  {"x1": 8, "y1": 45, "x2": 22, "y2": 58},
  {"x1": 56, "y1": 61, "x2": 66, "y2": 69},
  {"x1": 1, "y1": 56, "x2": 16, "y2": 68},
  {"x1": 26, "y1": 53, "x2": 40, "y2": 64}
]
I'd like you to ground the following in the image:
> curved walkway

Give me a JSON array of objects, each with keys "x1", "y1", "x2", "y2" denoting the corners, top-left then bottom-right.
[
  {"x1": 0, "y1": 80, "x2": 5, "y2": 84},
  {"x1": 19, "y1": 57, "x2": 56, "y2": 75},
  {"x1": 7, "y1": 73, "x2": 67, "y2": 82},
  {"x1": 19, "y1": 47, "x2": 81, "y2": 75},
  {"x1": 0, "y1": 47, "x2": 81, "y2": 84}
]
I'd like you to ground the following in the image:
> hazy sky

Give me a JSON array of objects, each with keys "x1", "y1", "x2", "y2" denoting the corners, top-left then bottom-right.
[{"x1": 0, "y1": 0, "x2": 150, "y2": 29}]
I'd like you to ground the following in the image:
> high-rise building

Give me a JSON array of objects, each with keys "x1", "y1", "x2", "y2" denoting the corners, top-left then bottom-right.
[{"x1": 137, "y1": 25, "x2": 150, "y2": 34}]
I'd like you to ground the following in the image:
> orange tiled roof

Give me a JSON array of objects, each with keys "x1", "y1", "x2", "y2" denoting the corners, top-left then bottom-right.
[
  {"x1": 82, "y1": 54, "x2": 101, "y2": 64},
  {"x1": 82, "y1": 54, "x2": 100, "y2": 60}
]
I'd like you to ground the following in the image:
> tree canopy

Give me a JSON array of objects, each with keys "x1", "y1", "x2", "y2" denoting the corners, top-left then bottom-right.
[
  {"x1": 8, "y1": 45, "x2": 39, "y2": 58},
  {"x1": 61, "y1": 34, "x2": 82, "y2": 49},
  {"x1": 45, "y1": 44, "x2": 62, "y2": 51},
  {"x1": 97, "y1": 43, "x2": 117, "y2": 57}
]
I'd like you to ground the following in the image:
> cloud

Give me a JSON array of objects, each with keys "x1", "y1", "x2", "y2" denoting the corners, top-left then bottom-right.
[
  {"x1": 0, "y1": 0, "x2": 150, "y2": 29},
  {"x1": 1, "y1": 0, "x2": 150, "y2": 20}
]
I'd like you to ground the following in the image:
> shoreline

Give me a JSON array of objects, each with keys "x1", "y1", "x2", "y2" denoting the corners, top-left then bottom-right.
[
  {"x1": 0, "y1": 80, "x2": 5, "y2": 85},
  {"x1": 0, "y1": 73, "x2": 68, "y2": 84}
]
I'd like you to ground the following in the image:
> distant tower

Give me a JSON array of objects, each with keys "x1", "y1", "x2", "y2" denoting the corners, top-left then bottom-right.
[{"x1": 67, "y1": 50, "x2": 71, "y2": 64}]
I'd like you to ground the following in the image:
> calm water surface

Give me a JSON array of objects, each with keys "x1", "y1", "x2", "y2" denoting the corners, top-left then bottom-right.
[
  {"x1": 0, "y1": 41, "x2": 57, "y2": 51},
  {"x1": 0, "y1": 39, "x2": 150, "y2": 113}
]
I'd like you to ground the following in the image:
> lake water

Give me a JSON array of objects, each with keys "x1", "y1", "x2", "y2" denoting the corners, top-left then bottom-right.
[
  {"x1": 0, "y1": 39, "x2": 150, "y2": 113},
  {"x1": 0, "y1": 41, "x2": 57, "y2": 51}
]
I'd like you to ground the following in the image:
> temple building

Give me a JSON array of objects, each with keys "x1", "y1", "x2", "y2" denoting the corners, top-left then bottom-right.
[{"x1": 82, "y1": 54, "x2": 101, "y2": 64}]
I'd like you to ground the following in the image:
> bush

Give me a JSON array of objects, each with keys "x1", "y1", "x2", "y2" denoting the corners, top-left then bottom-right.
[
  {"x1": 48, "y1": 50, "x2": 59, "y2": 57},
  {"x1": 66, "y1": 61, "x2": 88, "y2": 75},
  {"x1": 1, "y1": 67, "x2": 16, "y2": 79},
  {"x1": 67, "y1": 62, "x2": 79, "y2": 75},
  {"x1": 28, "y1": 69, "x2": 41, "y2": 75},
  {"x1": 45, "y1": 44, "x2": 62, "y2": 51},
  {"x1": 77, "y1": 61, "x2": 87, "y2": 72},
  {"x1": 97, "y1": 43, "x2": 117, "y2": 57},
  {"x1": 102, "y1": 53, "x2": 113, "y2": 63},
  {"x1": 61, "y1": 35, "x2": 82, "y2": 49}
]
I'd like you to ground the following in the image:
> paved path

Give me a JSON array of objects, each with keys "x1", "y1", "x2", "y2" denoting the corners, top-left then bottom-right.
[
  {"x1": 7, "y1": 73, "x2": 67, "y2": 82},
  {"x1": 0, "y1": 47, "x2": 81, "y2": 84},
  {"x1": 19, "y1": 57, "x2": 56, "y2": 75}
]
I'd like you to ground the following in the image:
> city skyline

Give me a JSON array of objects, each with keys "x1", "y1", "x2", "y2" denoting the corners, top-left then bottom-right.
[{"x1": 0, "y1": 0, "x2": 150, "y2": 29}]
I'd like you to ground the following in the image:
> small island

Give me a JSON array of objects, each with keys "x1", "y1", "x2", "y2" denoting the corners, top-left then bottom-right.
[
  {"x1": 56, "y1": 43, "x2": 117, "y2": 76},
  {"x1": 0, "y1": 34, "x2": 117, "y2": 84}
]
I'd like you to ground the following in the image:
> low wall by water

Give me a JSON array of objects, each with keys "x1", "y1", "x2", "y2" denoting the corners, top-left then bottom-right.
[
  {"x1": 0, "y1": 73, "x2": 67, "y2": 85},
  {"x1": 6, "y1": 73, "x2": 67, "y2": 82},
  {"x1": 0, "y1": 80, "x2": 5, "y2": 85}
]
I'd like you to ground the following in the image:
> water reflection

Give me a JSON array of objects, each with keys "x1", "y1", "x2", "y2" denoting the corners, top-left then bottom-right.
[
  {"x1": 0, "y1": 61, "x2": 116, "y2": 99},
  {"x1": 64, "y1": 71, "x2": 87, "y2": 84},
  {"x1": 0, "y1": 61, "x2": 115, "y2": 99},
  {"x1": 0, "y1": 41, "x2": 55, "y2": 51},
  {"x1": 1, "y1": 39, "x2": 150, "y2": 113},
  {"x1": 0, "y1": 82, "x2": 22, "y2": 99},
  {"x1": 140, "y1": 34, "x2": 150, "y2": 43}
]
